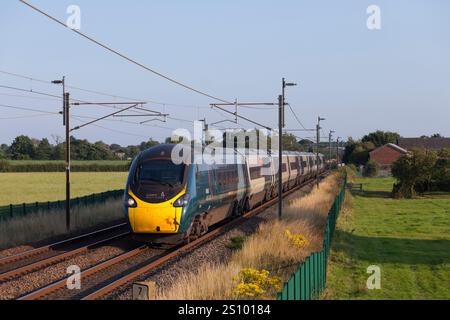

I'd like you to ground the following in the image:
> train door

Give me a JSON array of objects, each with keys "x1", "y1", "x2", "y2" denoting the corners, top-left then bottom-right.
[
  {"x1": 299, "y1": 156, "x2": 305, "y2": 178},
  {"x1": 195, "y1": 163, "x2": 215, "y2": 216},
  {"x1": 209, "y1": 164, "x2": 238, "y2": 224}
]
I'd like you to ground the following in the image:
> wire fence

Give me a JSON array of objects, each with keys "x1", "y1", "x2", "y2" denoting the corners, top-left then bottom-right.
[
  {"x1": 0, "y1": 189, "x2": 125, "y2": 222},
  {"x1": 277, "y1": 173, "x2": 347, "y2": 300}
]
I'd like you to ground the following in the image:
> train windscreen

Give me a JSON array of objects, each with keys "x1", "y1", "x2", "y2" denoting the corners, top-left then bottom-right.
[
  {"x1": 132, "y1": 159, "x2": 186, "y2": 203},
  {"x1": 138, "y1": 160, "x2": 185, "y2": 186}
]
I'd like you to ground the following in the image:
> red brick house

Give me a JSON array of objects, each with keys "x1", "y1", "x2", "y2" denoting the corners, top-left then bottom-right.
[{"x1": 369, "y1": 143, "x2": 408, "y2": 176}]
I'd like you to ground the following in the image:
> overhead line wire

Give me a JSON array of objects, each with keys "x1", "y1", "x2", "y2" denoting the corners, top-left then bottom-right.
[{"x1": 19, "y1": 0, "x2": 233, "y2": 104}]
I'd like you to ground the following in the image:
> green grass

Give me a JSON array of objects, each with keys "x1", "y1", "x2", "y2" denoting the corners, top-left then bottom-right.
[
  {"x1": 325, "y1": 177, "x2": 450, "y2": 300},
  {"x1": 0, "y1": 172, "x2": 128, "y2": 206}
]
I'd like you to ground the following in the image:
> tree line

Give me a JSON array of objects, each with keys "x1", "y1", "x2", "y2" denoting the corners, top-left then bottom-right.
[{"x1": 0, "y1": 135, "x2": 161, "y2": 161}]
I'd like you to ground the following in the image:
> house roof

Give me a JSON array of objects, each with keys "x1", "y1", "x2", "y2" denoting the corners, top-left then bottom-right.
[
  {"x1": 398, "y1": 138, "x2": 450, "y2": 150},
  {"x1": 370, "y1": 143, "x2": 408, "y2": 156}
]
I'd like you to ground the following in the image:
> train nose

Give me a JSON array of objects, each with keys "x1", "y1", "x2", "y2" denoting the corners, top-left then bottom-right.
[{"x1": 129, "y1": 206, "x2": 180, "y2": 233}]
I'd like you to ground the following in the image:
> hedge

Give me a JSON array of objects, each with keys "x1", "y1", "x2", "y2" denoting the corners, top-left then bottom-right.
[{"x1": 0, "y1": 160, "x2": 131, "y2": 172}]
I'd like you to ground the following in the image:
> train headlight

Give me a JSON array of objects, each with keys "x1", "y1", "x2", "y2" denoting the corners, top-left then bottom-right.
[
  {"x1": 125, "y1": 194, "x2": 137, "y2": 208},
  {"x1": 174, "y1": 194, "x2": 191, "y2": 208}
]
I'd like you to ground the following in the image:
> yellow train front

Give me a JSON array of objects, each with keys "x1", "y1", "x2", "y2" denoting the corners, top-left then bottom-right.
[{"x1": 123, "y1": 144, "x2": 248, "y2": 245}]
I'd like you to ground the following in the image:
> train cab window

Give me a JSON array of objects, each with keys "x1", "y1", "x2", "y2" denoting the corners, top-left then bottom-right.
[
  {"x1": 132, "y1": 159, "x2": 186, "y2": 203},
  {"x1": 137, "y1": 160, "x2": 185, "y2": 186}
]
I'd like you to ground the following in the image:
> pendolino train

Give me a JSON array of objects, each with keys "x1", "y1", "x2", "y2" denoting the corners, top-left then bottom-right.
[{"x1": 123, "y1": 144, "x2": 326, "y2": 245}]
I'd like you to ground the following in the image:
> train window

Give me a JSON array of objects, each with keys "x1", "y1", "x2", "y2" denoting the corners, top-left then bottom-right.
[
  {"x1": 216, "y1": 164, "x2": 239, "y2": 192},
  {"x1": 196, "y1": 164, "x2": 213, "y2": 196},
  {"x1": 290, "y1": 161, "x2": 299, "y2": 171},
  {"x1": 250, "y1": 167, "x2": 261, "y2": 180},
  {"x1": 282, "y1": 163, "x2": 288, "y2": 173},
  {"x1": 138, "y1": 160, "x2": 185, "y2": 186}
]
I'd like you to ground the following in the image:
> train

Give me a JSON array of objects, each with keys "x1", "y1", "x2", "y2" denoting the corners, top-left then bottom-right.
[{"x1": 123, "y1": 144, "x2": 326, "y2": 245}]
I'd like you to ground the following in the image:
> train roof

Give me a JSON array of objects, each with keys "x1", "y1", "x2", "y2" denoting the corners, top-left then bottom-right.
[{"x1": 139, "y1": 145, "x2": 324, "y2": 162}]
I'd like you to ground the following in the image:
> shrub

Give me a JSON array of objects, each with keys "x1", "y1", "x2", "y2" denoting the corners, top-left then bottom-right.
[
  {"x1": 0, "y1": 160, "x2": 10, "y2": 172},
  {"x1": 225, "y1": 236, "x2": 247, "y2": 251},
  {"x1": 363, "y1": 160, "x2": 379, "y2": 177},
  {"x1": 346, "y1": 164, "x2": 358, "y2": 173}
]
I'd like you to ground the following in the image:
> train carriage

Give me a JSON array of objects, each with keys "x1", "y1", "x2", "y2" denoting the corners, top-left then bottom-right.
[{"x1": 124, "y1": 144, "x2": 326, "y2": 245}]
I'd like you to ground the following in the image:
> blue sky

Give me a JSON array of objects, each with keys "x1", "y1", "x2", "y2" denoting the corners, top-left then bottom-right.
[{"x1": 0, "y1": 0, "x2": 449, "y2": 146}]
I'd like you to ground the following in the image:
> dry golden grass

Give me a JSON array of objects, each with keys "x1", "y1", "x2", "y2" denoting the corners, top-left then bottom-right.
[
  {"x1": 159, "y1": 174, "x2": 341, "y2": 300},
  {"x1": 0, "y1": 199, "x2": 124, "y2": 250}
]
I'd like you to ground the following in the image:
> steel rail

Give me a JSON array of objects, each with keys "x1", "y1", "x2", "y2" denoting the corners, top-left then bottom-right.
[
  {"x1": 0, "y1": 231, "x2": 130, "y2": 283},
  {"x1": 0, "y1": 223, "x2": 127, "y2": 267},
  {"x1": 17, "y1": 245, "x2": 149, "y2": 300}
]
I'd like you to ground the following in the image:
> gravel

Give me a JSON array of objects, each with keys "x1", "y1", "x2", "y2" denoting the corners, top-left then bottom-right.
[
  {"x1": 0, "y1": 246, "x2": 35, "y2": 260},
  {"x1": 0, "y1": 237, "x2": 137, "y2": 300}
]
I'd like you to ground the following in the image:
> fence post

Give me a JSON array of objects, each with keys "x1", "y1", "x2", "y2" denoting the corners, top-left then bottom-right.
[
  {"x1": 300, "y1": 265, "x2": 306, "y2": 300},
  {"x1": 305, "y1": 256, "x2": 310, "y2": 300},
  {"x1": 288, "y1": 274, "x2": 295, "y2": 300},
  {"x1": 309, "y1": 256, "x2": 314, "y2": 299}
]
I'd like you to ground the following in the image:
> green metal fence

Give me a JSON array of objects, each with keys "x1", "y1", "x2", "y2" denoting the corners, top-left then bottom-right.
[
  {"x1": 0, "y1": 189, "x2": 125, "y2": 222},
  {"x1": 277, "y1": 174, "x2": 347, "y2": 300}
]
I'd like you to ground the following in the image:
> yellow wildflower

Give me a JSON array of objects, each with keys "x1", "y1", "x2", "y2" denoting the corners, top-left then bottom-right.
[
  {"x1": 285, "y1": 229, "x2": 309, "y2": 248},
  {"x1": 234, "y1": 268, "x2": 281, "y2": 299}
]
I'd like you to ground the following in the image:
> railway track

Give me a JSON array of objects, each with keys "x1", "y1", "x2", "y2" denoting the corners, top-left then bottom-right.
[
  {"x1": 0, "y1": 223, "x2": 130, "y2": 283},
  {"x1": 16, "y1": 172, "x2": 330, "y2": 300}
]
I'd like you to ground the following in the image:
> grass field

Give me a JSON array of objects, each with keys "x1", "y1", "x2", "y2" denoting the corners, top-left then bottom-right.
[
  {"x1": 0, "y1": 172, "x2": 128, "y2": 206},
  {"x1": 324, "y1": 177, "x2": 450, "y2": 300}
]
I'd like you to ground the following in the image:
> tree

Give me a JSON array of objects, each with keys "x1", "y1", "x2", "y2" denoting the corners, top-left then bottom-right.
[
  {"x1": 433, "y1": 148, "x2": 450, "y2": 191},
  {"x1": 391, "y1": 149, "x2": 438, "y2": 198},
  {"x1": 9, "y1": 135, "x2": 35, "y2": 160},
  {"x1": 35, "y1": 138, "x2": 53, "y2": 160},
  {"x1": 140, "y1": 139, "x2": 160, "y2": 150},
  {"x1": 346, "y1": 141, "x2": 375, "y2": 166},
  {"x1": 125, "y1": 145, "x2": 141, "y2": 159},
  {"x1": 52, "y1": 142, "x2": 65, "y2": 160},
  {"x1": 0, "y1": 144, "x2": 8, "y2": 159},
  {"x1": 362, "y1": 130, "x2": 400, "y2": 148},
  {"x1": 364, "y1": 160, "x2": 379, "y2": 177},
  {"x1": 282, "y1": 133, "x2": 305, "y2": 152}
]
